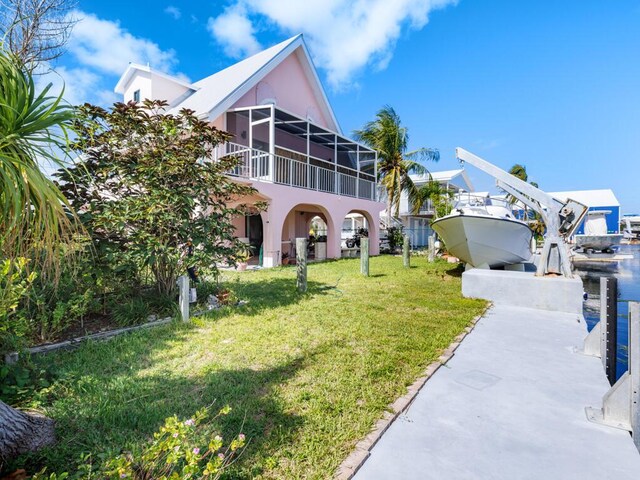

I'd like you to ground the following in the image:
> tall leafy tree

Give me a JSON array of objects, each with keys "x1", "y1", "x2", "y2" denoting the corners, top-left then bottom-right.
[
  {"x1": 0, "y1": 47, "x2": 75, "y2": 462},
  {"x1": 60, "y1": 100, "x2": 262, "y2": 296},
  {"x1": 354, "y1": 106, "x2": 439, "y2": 219}
]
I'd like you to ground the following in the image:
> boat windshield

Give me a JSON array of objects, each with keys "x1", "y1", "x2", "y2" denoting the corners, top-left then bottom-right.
[
  {"x1": 453, "y1": 193, "x2": 512, "y2": 210},
  {"x1": 451, "y1": 193, "x2": 523, "y2": 220}
]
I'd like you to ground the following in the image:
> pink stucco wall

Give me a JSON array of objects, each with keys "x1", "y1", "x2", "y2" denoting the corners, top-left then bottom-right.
[
  {"x1": 229, "y1": 50, "x2": 330, "y2": 128},
  {"x1": 250, "y1": 181, "x2": 384, "y2": 267}
]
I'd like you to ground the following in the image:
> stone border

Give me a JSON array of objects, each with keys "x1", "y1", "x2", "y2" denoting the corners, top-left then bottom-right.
[
  {"x1": 334, "y1": 304, "x2": 491, "y2": 479},
  {"x1": 4, "y1": 316, "x2": 174, "y2": 364}
]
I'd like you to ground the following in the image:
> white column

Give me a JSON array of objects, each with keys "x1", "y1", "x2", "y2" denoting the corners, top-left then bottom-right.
[{"x1": 268, "y1": 105, "x2": 275, "y2": 182}]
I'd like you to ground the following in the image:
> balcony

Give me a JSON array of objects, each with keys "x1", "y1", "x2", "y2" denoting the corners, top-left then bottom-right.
[
  {"x1": 213, "y1": 142, "x2": 376, "y2": 200},
  {"x1": 415, "y1": 199, "x2": 435, "y2": 215},
  {"x1": 212, "y1": 105, "x2": 378, "y2": 201}
]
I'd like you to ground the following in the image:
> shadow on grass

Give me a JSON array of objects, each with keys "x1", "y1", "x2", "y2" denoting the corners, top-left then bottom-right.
[
  {"x1": 445, "y1": 264, "x2": 465, "y2": 277},
  {"x1": 16, "y1": 352, "x2": 316, "y2": 478},
  {"x1": 208, "y1": 277, "x2": 332, "y2": 320},
  {"x1": 11, "y1": 277, "x2": 338, "y2": 475}
]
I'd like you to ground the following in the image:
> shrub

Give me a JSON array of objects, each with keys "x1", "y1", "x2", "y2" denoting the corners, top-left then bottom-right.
[
  {"x1": 386, "y1": 226, "x2": 405, "y2": 251},
  {"x1": 19, "y1": 252, "x2": 100, "y2": 344},
  {"x1": 111, "y1": 297, "x2": 150, "y2": 327},
  {"x1": 195, "y1": 281, "x2": 221, "y2": 305},
  {"x1": 33, "y1": 405, "x2": 246, "y2": 479},
  {"x1": 0, "y1": 258, "x2": 36, "y2": 354},
  {"x1": 0, "y1": 360, "x2": 55, "y2": 405}
]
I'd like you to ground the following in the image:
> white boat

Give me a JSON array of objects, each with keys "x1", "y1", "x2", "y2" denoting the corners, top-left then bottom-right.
[
  {"x1": 432, "y1": 196, "x2": 534, "y2": 268},
  {"x1": 574, "y1": 210, "x2": 622, "y2": 252}
]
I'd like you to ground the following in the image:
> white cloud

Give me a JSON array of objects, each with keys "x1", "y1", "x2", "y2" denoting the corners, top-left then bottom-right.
[
  {"x1": 164, "y1": 6, "x2": 181, "y2": 20},
  {"x1": 207, "y1": 4, "x2": 262, "y2": 58},
  {"x1": 66, "y1": 10, "x2": 179, "y2": 75},
  {"x1": 34, "y1": 10, "x2": 182, "y2": 107},
  {"x1": 207, "y1": 0, "x2": 456, "y2": 88},
  {"x1": 36, "y1": 66, "x2": 97, "y2": 106}
]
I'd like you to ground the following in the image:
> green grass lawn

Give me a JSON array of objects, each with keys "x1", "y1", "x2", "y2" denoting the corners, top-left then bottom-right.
[{"x1": 17, "y1": 256, "x2": 485, "y2": 479}]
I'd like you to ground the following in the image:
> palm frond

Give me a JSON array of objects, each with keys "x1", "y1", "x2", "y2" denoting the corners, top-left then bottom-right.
[
  {"x1": 353, "y1": 105, "x2": 439, "y2": 220},
  {"x1": 0, "y1": 47, "x2": 78, "y2": 270}
]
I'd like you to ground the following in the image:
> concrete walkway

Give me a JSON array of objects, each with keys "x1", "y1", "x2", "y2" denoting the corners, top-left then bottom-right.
[{"x1": 354, "y1": 305, "x2": 640, "y2": 479}]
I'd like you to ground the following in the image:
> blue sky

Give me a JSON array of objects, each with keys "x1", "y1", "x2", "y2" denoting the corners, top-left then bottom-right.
[{"x1": 49, "y1": 0, "x2": 640, "y2": 212}]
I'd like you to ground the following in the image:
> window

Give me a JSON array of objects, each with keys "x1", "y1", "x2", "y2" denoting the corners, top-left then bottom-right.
[{"x1": 133, "y1": 89, "x2": 140, "y2": 102}]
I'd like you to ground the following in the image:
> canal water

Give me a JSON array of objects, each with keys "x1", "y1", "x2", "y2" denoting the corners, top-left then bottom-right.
[{"x1": 574, "y1": 244, "x2": 640, "y2": 380}]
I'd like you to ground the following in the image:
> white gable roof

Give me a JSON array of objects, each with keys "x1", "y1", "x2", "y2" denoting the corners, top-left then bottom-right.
[
  {"x1": 168, "y1": 34, "x2": 341, "y2": 133},
  {"x1": 114, "y1": 63, "x2": 194, "y2": 94},
  {"x1": 549, "y1": 189, "x2": 620, "y2": 207},
  {"x1": 410, "y1": 168, "x2": 474, "y2": 192}
]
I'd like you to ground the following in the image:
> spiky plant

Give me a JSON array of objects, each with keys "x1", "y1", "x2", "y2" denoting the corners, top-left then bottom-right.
[{"x1": 0, "y1": 47, "x2": 76, "y2": 266}]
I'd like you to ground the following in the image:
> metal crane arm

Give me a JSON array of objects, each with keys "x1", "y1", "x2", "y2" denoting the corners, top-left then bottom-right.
[{"x1": 456, "y1": 148, "x2": 562, "y2": 214}]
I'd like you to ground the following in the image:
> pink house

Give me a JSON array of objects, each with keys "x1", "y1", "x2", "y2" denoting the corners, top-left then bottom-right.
[{"x1": 115, "y1": 34, "x2": 384, "y2": 267}]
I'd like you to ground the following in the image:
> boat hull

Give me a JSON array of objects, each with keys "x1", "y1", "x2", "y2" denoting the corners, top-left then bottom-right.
[
  {"x1": 575, "y1": 234, "x2": 623, "y2": 251},
  {"x1": 432, "y1": 214, "x2": 533, "y2": 268}
]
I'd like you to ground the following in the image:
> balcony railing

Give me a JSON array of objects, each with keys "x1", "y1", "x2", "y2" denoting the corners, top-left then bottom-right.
[
  {"x1": 212, "y1": 142, "x2": 377, "y2": 201},
  {"x1": 416, "y1": 200, "x2": 435, "y2": 215}
]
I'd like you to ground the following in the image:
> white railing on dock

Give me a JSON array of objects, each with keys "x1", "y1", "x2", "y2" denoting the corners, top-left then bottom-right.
[{"x1": 212, "y1": 142, "x2": 376, "y2": 201}]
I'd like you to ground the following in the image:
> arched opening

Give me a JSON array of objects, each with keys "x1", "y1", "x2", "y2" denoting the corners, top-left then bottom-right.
[
  {"x1": 340, "y1": 210, "x2": 376, "y2": 257},
  {"x1": 280, "y1": 204, "x2": 334, "y2": 264}
]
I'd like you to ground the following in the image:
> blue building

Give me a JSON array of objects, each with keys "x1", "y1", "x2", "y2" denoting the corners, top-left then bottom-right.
[{"x1": 549, "y1": 189, "x2": 620, "y2": 234}]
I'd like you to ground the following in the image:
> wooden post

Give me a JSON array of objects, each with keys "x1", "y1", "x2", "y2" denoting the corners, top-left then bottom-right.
[
  {"x1": 177, "y1": 275, "x2": 190, "y2": 322},
  {"x1": 403, "y1": 235, "x2": 410, "y2": 268},
  {"x1": 602, "y1": 277, "x2": 618, "y2": 385},
  {"x1": 296, "y1": 237, "x2": 308, "y2": 293},
  {"x1": 428, "y1": 234, "x2": 435, "y2": 262},
  {"x1": 360, "y1": 237, "x2": 370, "y2": 276}
]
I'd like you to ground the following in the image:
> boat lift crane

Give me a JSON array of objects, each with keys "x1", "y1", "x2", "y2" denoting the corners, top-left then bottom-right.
[{"x1": 456, "y1": 148, "x2": 588, "y2": 278}]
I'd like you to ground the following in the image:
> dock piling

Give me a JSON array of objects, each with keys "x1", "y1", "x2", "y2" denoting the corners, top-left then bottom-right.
[
  {"x1": 585, "y1": 300, "x2": 640, "y2": 452},
  {"x1": 603, "y1": 277, "x2": 618, "y2": 384},
  {"x1": 360, "y1": 237, "x2": 370, "y2": 276},
  {"x1": 296, "y1": 237, "x2": 308, "y2": 292},
  {"x1": 403, "y1": 235, "x2": 410, "y2": 268}
]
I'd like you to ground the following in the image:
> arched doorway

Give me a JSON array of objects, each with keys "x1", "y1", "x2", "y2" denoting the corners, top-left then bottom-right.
[
  {"x1": 340, "y1": 210, "x2": 376, "y2": 257},
  {"x1": 280, "y1": 204, "x2": 334, "y2": 263}
]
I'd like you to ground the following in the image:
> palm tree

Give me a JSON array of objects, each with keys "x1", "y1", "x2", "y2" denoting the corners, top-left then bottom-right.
[
  {"x1": 505, "y1": 163, "x2": 545, "y2": 236},
  {"x1": 354, "y1": 106, "x2": 439, "y2": 219},
  {"x1": 0, "y1": 47, "x2": 76, "y2": 460},
  {"x1": 413, "y1": 180, "x2": 453, "y2": 219}
]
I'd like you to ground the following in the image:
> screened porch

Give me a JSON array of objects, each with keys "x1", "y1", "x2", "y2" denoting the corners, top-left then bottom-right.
[{"x1": 212, "y1": 105, "x2": 378, "y2": 201}]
